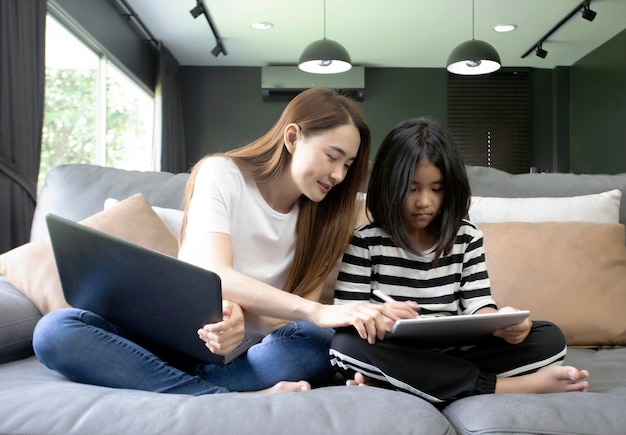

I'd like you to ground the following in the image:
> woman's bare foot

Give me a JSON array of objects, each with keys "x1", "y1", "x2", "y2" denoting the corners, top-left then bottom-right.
[
  {"x1": 253, "y1": 380, "x2": 311, "y2": 394},
  {"x1": 495, "y1": 365, "x2": 589, "y2": 394}
]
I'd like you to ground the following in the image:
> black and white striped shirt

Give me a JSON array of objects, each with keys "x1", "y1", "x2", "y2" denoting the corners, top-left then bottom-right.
[{"x1": 334, "y1": 220, "x2": 497, "y2": 316}]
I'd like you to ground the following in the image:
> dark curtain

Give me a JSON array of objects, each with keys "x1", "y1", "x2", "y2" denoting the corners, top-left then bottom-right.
[
  {"x1": 0, "y1": 0, "x2": 46, "y2": 253},
  {"x1": 156, "y1": 43, "x2": 187, "y2": 174}
]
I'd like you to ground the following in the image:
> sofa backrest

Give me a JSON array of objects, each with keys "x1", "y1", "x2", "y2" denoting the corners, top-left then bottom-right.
[
  {"x1": 31, "y1": 163, "x2": 626, "y2": 241},
  {"x1": 466, "y1": 165, "x2": 626, "y2": 228},
  {"x1": 30, "y1": 164, "x2": 189, "y2": 242}
]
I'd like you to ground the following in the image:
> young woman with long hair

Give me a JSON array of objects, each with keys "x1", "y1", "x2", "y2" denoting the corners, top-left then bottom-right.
[{"x1": 34, "y1": 88, "x2": 392, "y2": 395}]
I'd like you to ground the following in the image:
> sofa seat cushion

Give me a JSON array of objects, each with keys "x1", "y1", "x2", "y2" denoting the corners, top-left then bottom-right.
[
  {"x1": 443, "y1": 347, "x2": 626, "y2": 435},
  {"x1": 478, "y1": 221, "x2": 626, "y2": 346},
  {"x1": 0, "y1": 193, "x2": 178, "y2": 314},
  {"x1": 0, "y1": 357, "x2": 456, "y2": 435}
]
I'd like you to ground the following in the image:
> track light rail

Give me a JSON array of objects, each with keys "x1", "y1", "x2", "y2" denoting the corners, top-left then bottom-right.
[
  {"x1": 114, "y1": 0, "x2": 159, "y2": 49},
  {"x1": 190, "y1": 0, "x2": 227, "y2": 57},
  {"x1": 521, "y1": 0, "x2": 595, "y2": 59}
]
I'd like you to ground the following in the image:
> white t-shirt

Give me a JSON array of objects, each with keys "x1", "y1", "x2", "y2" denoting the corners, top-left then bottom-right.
[{"x1": 178, "y1": 156, "x2": 298, "y2": 290}]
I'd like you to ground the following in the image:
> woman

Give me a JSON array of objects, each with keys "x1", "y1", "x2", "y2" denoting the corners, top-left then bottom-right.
[{"x1": 34, "y1": 88, "x2": 390, "y2": 395}]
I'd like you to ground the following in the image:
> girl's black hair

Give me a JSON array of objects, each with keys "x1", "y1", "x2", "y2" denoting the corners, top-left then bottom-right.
[{"x1": 366, "y1": 117, "x2": 471, "y2": 259}]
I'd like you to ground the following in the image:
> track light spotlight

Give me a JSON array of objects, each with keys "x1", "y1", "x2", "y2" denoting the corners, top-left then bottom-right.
[
  {"x1": 190, "y1": 4, "x2": 204, "y2": 19},
  {"x1": 211, "y1": 43, "x2": 224, "y2": 57},
  {"x1": 581, "y1": 2, "x2": 597, "y2": 21},
  {"x1": 535, "y1": 44, "x2": 548, "y2": 59}
]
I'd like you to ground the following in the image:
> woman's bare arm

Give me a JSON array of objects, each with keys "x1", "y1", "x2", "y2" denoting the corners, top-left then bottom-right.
[{"x1": 192, "y1": 232, "x2": 388, "y2": 343}]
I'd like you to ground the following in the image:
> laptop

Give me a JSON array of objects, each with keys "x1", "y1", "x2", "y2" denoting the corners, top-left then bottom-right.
[
  {"x1": 45, "y1": 213, "x2": 262, "y2": 365},
  {"x1": 387, "y1": 310, "x2": 531, "y2": 346}
]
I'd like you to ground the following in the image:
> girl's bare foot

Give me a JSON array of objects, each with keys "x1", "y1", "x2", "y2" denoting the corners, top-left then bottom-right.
[
  {"x1": 346, "y1": 371, "x2": 369, "y2": 386},
  {"x1": 496, "y1": 365, "x2": 589, "y2": 394},
  {"x1": 253, "y1": 380, "x2": 311, "y2": 394}
]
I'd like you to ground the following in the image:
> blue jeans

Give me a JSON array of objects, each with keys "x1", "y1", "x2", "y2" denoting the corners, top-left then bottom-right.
[{"x1": 33, "y1": 308, "x2": 335, "y2": 395}]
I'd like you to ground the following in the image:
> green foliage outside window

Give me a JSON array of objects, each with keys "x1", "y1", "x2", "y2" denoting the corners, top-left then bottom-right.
[{"x1": 39, "y1": 14, "x2": 155, "y2": 193}]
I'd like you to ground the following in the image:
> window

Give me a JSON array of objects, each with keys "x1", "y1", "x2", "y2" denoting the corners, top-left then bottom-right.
[
  {"x1": 40, "y1": 15, "x2": 155, "y2": 191},
  {"x1": 447, "y1": 69, "x2": 531, "y2": 174}
]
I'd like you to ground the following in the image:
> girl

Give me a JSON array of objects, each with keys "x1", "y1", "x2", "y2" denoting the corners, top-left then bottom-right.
[
  {"x1": 34, "y1": 88, "x2": 389, "y2": 395},
  {"x1": 330, "y1": 117, "x2": 590, "y2": 404}
]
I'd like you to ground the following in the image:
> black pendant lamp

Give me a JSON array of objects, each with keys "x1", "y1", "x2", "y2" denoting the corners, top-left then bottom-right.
[
  {"x1": 298, "y1": 0, "x2": 352, "y2": 74},
  {"x1": 447, "y1": 0, "x2": 501, "y2": 75}
]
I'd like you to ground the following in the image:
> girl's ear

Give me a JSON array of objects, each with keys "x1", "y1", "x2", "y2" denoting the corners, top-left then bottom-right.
[{"x1": 283, "y1": 123, "x2": 299, "y2": 154}]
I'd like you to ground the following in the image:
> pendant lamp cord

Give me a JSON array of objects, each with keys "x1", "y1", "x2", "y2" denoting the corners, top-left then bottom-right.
[
  {"x1": 323, "y1": 0, "x2": 327, "y2": 38},
  {"x1": 472, "y1": 0, "x2": 475, "y2": 39}
]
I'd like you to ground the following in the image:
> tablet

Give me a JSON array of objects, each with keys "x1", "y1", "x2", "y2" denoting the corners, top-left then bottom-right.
[{"x1": 388, "y1": 310, "x2": 531, "y2": 346}]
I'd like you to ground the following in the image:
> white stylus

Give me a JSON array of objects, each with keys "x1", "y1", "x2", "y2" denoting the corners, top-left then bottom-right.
[{"x1": 373, "y1": 290, "x2": 396, "y2": 302}]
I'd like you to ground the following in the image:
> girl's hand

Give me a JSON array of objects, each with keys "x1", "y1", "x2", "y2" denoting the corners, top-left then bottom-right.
[
  {"x1": 380, "y1": 301, "x2": 420, "y2": 330},
  {"x1": 197, "y1": 300, "x2": 245, "y2": 355},
  {"x1": 492, "y1": 306, "x2": 531, "y2": 344}
]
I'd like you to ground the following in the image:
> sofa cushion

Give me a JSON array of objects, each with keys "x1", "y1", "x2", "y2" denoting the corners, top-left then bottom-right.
[
  {"x1": 0, "y1": 357, "x2": 456, "y2": 435},
  {"x1": 104, "y1": 197, "x2": 184, "y2": 239},
  {"x1": 479, "y1": 221, "x2": 626, "y2": 346},
  {"x1": 469, "y1": 189, "x2": 621, "y2": 223},
  {"x1": 30, "y1": 164, "x2": 189, "y2": 242},
  {"x1": 0, "y1": 194, "x2": 178, "y2": 314},
  {"x1": 444, "y1": 347, "x2": 626, "y2": 435},
  {"x1": 465, "y1": 165, "x2": 626, "y2": 227},
  {"x1": 0, "y1": 277, "x2": 40, "y2": 363}
]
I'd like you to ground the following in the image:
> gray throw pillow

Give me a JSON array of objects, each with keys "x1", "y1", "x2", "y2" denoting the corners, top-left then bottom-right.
[{"x1": 0, "y1": 276, "x2": 41, "y2": 364}]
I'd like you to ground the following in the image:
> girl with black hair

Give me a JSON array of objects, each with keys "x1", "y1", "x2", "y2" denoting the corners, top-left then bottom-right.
[{"x1": 330, "y1": 117, "x2": 589, "y2": 404}]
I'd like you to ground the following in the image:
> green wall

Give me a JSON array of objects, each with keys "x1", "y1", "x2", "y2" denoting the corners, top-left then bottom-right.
[
  {"x1": 179, "y1": 66, "x2": 561, "y2": 173},
  {"x1": 179, "y1": 67, "x2": 449, "y2": 169},
  {"x1": 529, "y1": 69, "x2": 555, "y2": 172},
  {"x1": 570, "y1": 29, "x2": 626, "y2": 174}
]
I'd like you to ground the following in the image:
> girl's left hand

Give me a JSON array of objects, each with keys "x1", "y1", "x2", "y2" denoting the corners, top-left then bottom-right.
[
  {"x1": 197, "y1": 300, "x2": 246, "y2": 355},
  {"x1": 492, "y1": 306, "x2": 531, "y2": 344}
]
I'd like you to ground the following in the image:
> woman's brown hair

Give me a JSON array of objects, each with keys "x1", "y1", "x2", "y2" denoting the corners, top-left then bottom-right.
[{"x1": 180, "y1": 88, "x2": 371, "y2": 298}]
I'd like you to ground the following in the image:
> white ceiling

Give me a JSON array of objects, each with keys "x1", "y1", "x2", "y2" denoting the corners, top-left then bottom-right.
[{"x1": 124, "y1": 0, "x2": 626, "y2": 70}]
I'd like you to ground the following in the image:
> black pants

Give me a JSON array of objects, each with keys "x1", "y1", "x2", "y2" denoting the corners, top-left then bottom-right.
[{"x1": 329, "y1": 321, "x2": 566, "y2": 404}]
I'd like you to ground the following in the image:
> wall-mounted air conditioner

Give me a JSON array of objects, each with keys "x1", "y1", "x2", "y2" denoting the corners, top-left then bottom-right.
[{"x1": 261, "y1": 66, "x2": 365, "y2": 101}]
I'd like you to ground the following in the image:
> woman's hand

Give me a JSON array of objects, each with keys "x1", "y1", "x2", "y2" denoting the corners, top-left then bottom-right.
[
  {"x1": 197, "y1": 300, "x2": 245, "y2": 355},
  {"x1": 311, "y1": 302, "x2": 388, "y2": 344},
  {"x1": 491, "y1": 306, "x2": 531, "y2": 344}
]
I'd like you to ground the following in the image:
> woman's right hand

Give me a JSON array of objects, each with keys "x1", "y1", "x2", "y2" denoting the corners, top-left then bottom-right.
[
  {"x1": 313, "y1": 302, "x2": 389, "y2": 344},
  {"x1": 197, "y1": 300, "x2": 245, "y2": 355}
]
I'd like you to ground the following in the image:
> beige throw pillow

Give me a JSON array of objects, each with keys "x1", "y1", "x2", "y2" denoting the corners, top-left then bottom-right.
[
  {"x1": 0, "y1": 193, "x2": 179, "y2": 314},
  {"x1": 479, "y1": 221, "x2": 626, "y2": 347}
]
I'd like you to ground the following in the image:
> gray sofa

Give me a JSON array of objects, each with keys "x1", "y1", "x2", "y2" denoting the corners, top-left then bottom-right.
[{"x1": 1, "y1": 163, "x2": 626, "y2": 435}]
